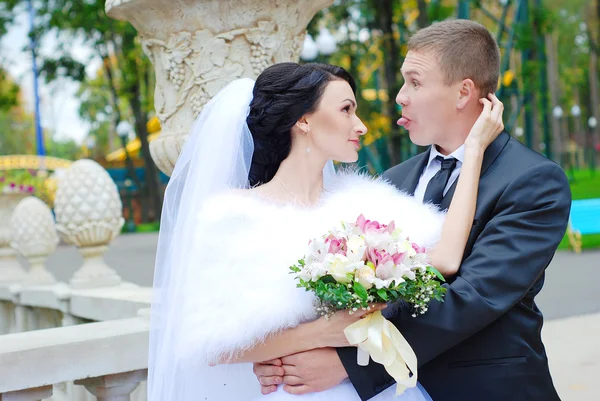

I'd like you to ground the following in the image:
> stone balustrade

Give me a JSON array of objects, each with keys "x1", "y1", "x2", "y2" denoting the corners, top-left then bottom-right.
[
  {"x1": 0, "y1": 157, "x2": 152, "y2": 400},
  {"x1": 0, "y1": 316, "x2": 149, "y2": 401},
  {"x1": 0, "y1": 283, "x2": 152, "y2": 334}
]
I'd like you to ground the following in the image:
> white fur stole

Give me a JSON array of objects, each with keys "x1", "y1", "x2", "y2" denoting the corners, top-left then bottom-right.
[{"x1": 175, "y1": 170, "x2": 446, "y2": 365}]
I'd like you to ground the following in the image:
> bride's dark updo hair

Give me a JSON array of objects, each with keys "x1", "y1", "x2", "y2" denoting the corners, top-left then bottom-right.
[{"x1": 246, "y1": 62, "x2": 356, "y2": 187}]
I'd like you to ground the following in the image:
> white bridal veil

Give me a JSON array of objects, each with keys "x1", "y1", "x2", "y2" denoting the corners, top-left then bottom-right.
[{"x1": 148, "y1": 77, "x2": 336, "y2": 399}]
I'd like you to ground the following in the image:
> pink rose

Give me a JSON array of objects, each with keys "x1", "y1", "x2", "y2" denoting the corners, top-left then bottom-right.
[
  {"x1": 411, "y1": 242, "x2": 426, "y2": 254},
  {"x1": 391, "y1": 252, "x2": 406, "y2": 265},
  {"x1": 356, "y1": 214, "x2": 395, "y2": 234},
  {"x1": 326, "y1": 236, "x2": 346, "y2": 255},
  {"x1": 368, "y1": 248, "x2": 393, "y2": 267}
]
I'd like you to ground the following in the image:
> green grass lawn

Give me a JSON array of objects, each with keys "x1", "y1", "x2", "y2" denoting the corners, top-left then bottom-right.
[
  {"x1": 567, "y1": 169, "x2": 600, "y2": 200},
  {"x1": 559, "y1": 168, "x2": 600, "y2": 251},
  {"x1": 120, "y1": 221, "x2": 160, "y2": 234}
]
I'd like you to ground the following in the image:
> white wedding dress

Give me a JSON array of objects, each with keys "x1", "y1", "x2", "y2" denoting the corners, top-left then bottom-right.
[{"x1": 155, "y1": 170, "x2": 443, "y2": 400}]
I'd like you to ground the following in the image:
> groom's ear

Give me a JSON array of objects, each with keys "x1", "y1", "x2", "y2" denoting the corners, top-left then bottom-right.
[{"x1": 456, "y1": 78, "x2": 476, "y2": 110}]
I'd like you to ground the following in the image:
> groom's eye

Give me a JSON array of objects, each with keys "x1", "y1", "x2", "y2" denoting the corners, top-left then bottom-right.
[{"x1": 412, "y1": 80, "x2": 419, "y2": 88}]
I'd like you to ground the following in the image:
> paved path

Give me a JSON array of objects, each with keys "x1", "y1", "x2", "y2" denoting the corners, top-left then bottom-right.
[{"x1": 543, "y1": 313, "x2": 599, "y2": 401}]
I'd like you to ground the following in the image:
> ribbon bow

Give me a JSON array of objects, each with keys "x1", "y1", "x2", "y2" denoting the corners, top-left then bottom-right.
[{"x1": 344, "y1": 310, "x2": 418, "y2": 395}]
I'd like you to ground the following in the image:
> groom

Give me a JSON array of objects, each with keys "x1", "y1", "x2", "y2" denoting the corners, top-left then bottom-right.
[{"x1": 254, "y1": 19, "x2": 571, "y2": 401}]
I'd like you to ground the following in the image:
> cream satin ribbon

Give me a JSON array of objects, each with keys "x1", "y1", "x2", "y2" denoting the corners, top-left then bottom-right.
[{"x1": 343, "y1": 310, "x2": 418, "y2": 396}]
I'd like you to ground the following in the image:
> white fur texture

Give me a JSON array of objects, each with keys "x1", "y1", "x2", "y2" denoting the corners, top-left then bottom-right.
[{"x1": 175, "y1": 170, "x2": 446, "y2": 366}]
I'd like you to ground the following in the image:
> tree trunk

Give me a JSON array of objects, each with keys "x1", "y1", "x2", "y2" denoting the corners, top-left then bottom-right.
[
  {"x1": 101, "y1": 54, "x2": 142, "y2": 190},
  {"x1": 545, "y1": 33, "x2": 562, "y2": 162},
  {"x1": 593, "y1": 0, "x2": 600, "y2": 159},
  {"x1": 416, "y1": 0, "x2": 430, "y2": 29},
  {"x1": 129, "y1": 79, "x2": 163, "y2": 221},
  {"x1": 589, "y1": 48, "x2": 598, "y2": 166},
  {"x1": 373, "y1": 0, "x2": 402, "y2": 166}
]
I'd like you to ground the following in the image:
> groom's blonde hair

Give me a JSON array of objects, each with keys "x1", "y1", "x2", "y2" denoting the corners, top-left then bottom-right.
[{"x1": 408, "y1": 19, "x2": 500, "y2": 96}]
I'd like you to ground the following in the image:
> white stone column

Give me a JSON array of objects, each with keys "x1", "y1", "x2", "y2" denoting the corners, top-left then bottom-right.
[
  {"x1": 54, "y1": 160, "x2": 124, "y2": 290},
  {"x1": 11, "y1": 197, "x2": 59, "y2": 285},
  {"x1": 105, "y1": 0, "x2": 334, "y2": 175},
  {"x1": 0, "y1": 301, "x2": 15, "y2": 335},
  {"x1": 9, "y1": 284, "x2": 27, "y2": 333},
  {"x1": 0, "y1": 193, "x2": 29, "y2": 283},
  {"x1": 53, "y1": 284, "x2": 76, "y2": 327},
  {"x1": 75, "y1": 370, "x2": 147, "y2": 401}
]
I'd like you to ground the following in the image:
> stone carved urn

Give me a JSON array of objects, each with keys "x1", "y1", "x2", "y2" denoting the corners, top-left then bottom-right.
[
  {"x1": 54, "y1": 159, "x2": 125, "y2": 289},
  {"x1": 106, "y1": 0, "x2": 334, "y2": 175},
  {"x1": 0, "y1": 192, "x2": 29, "y2": 282},
  {"x1": 11, "y1": 196, "x2": 59, "y2": 285}
]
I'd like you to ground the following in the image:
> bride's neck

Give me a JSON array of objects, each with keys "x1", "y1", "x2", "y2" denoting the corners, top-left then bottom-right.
[{"x1": 270, "y1": 149, "x2": 326, "y2": 206}]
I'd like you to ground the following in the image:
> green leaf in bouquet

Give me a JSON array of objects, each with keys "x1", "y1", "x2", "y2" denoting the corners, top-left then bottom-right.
[
  {"x1": 376, "y1": 289, "x2": 389, "y2": 301},
  {"x1": 353, "y1": 281, "x2": 368, "y2": 301},
  {"x1": 427, "y1": 265, "x2": 446, "y2": 282},
  {"x1": 289, "y1": 265, "x2": 301, "y2": 273},
  {"x1": 321, "y1": 275, "x2": 336, "y2": 284},
  {"x1": 298, "y1": 259, "x2": 306, "y2": 266}
]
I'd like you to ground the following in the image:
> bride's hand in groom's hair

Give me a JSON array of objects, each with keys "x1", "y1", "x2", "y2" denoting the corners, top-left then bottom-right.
[
  {"x1": 317, "y1": 303, "x2": 387, "y2": 348},
  {"x1": 464, "y1": 93, "x2": 504, "y2": 151}
]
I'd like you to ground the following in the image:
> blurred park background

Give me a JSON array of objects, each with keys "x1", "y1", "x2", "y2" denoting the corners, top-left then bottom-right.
[
  {"x1": 0, "y1": 3, "x2": 597, "y2": 400},
  {"x1": 0, "y1": 0, "x2": 599, "y2": 249}
]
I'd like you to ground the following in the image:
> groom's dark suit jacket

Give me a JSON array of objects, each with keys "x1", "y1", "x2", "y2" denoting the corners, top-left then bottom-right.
[{"x1": 337, "y1": 132, "x2": 571, "y2": 401}]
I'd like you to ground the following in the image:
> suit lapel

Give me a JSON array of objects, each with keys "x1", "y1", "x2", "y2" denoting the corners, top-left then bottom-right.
[
  {"x1": 439, "y1": 131, "x2": 511, "y2": 210},
  {"x1": 399, "y1": 150, "x2": 430, "y2": 195}
]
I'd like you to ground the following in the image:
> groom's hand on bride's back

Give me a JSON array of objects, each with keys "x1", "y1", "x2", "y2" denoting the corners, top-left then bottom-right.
[{"x1": 253, "y1": 348, "x2": 348, "y2": 395}]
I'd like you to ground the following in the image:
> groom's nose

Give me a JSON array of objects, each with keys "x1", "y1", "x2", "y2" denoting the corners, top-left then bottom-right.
[{"x1": 396, "y1": 87, "x2": 409, "y2": 107}]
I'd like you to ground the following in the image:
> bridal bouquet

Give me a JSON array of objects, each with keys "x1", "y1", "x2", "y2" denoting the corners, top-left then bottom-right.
[
  {"x1": 290, "y1": 214, "x2": 446, "y2": 395},
  {"x1": 289, "y1": 214, "x2": 446, "y2": 317}
]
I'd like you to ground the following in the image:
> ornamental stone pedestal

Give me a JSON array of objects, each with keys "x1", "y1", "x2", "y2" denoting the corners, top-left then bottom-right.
[
  {"x1": 11, "y1": 196, "x2": 59, "y2": 285},
  {"x1": 106, "y1": 0, "x2": 333, "y2": 175},
  {"x1": 54, "y1": 160, "x2": 125, "y2": 289},
  {"x1": 0, "y1": 193, "x2": 29, "y2": 283}
]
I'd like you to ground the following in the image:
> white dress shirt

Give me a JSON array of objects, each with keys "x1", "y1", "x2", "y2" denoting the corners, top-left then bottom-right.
[{"x1": 413, "y1": 145, "x2": 465, "y2": 203}]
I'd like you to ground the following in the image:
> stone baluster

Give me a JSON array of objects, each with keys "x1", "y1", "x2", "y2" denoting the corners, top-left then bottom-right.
[
  {"x1": 75, "y1": 370, "x2": 147, "y2": 401},
  {"x1": 52, "y1": 284, "x2": 77, "y2": 327},
  {"x1": 9, "y1": 284, "x2": 26, "y2": 333}
]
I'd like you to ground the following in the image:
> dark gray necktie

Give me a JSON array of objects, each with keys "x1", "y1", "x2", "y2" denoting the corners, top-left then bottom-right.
[{"x1": 423, "y1": 156, "x2": 457, "y2": 206}]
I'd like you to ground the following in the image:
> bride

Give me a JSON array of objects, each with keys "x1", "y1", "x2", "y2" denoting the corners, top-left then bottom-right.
[{"x1": 148, "y1": 62, "x2": 503, "y2": 400}]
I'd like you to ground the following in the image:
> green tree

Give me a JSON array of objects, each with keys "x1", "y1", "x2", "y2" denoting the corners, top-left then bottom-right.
[
  {"x1": 0, "y1": 106, "x2": 36, "y2": 155},
  {"x1": 0, "y1": 67, "x2": 19, "y2": 110},
  {"x1": 45, "y1": 136, "x2": 81, "y2": 160}
]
